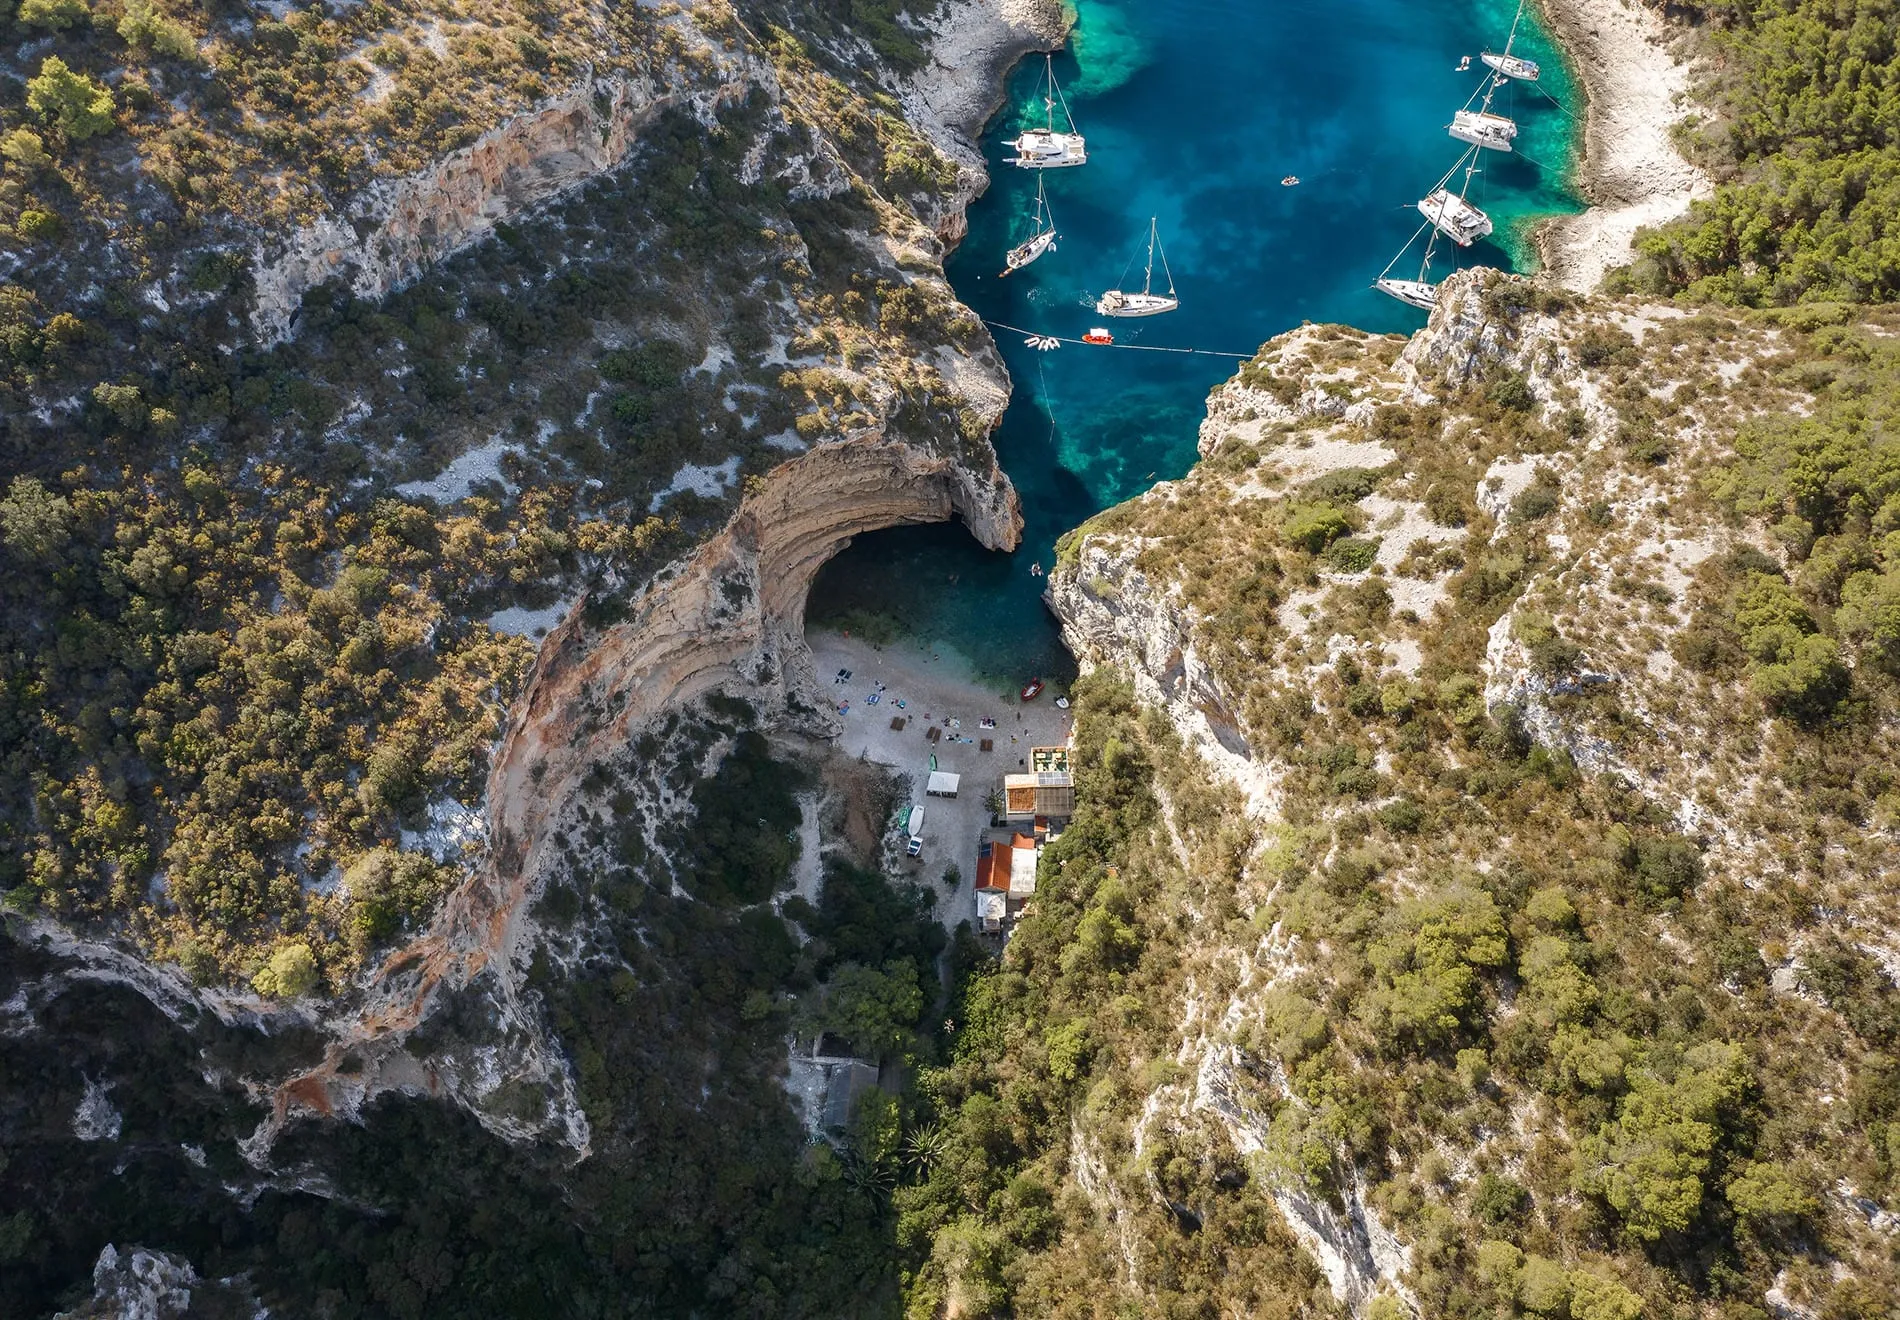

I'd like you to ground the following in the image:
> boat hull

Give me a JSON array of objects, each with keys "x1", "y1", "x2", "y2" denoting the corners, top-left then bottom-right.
[
  {"x1": 1096, "y1": 293, "x2": 1179, "y2": 318},
  {"x1": 1449, "y1": 110, "x2": 1517, "y2": 152},
  {"x1": 1481, "y1": 52, "x2": 1539, "y2": 81},
  {"x1": 1376, "y1": 278, "x2": 1437, "y2": 310},
  {"x1": 1002, "y1": 230, "x2": 1057, "y2": 275},
  {"x1": 1418, "y1": 190, "x2": 1492, "y2": 247},
  {"x1": 1007, "y1": 131, "x2": 1087, "y2": 169}
]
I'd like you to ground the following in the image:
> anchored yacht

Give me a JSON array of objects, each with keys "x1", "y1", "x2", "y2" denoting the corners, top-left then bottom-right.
[
  {"x1": 1096, "y1": 219, "x2": 1179, "y2": 318},
  {"x1": 1373, "y1": 278, "x2": 1437, "y2": 311},
  {"x1": 1481, "y1": 51, "x2": 1539, "y2": 81},
  {"x1": 1001, "y1": 175, "x2": 1059, "y2": 276},
  {"x1": 1449, "y1": 107, "x2": 1518, "y2": 152},
  {"x1": 1006, "y1": 55, "x2": 1087, "y2": 169},
  {"x1": 1419, "y1": 186, "x2": 1493, "y2": 246}
]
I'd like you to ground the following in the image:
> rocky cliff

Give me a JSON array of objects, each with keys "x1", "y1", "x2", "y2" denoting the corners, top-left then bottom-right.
[
  {"x1": 6, "y1": 0, "x2": 1065, "y2": 1159},
  {"x1": 1041, "y1": 268, "x2": 1900, "y2": 1315}
]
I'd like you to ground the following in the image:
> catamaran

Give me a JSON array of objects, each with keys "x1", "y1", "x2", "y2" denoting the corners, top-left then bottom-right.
[
  {"x1": 1095, "y1": 218, "x2": 1178, "y2": 318},
  {"x1": 1449, "y1": 104, "x2": 1518, "y2": 152},
  {"x1": 1006, "y1": 54, "x2": 1087, "y2": 169},
  {"x1": 1000, "y1": 175, "x2": 1059, "y2": 277},
  {"x1": 1419, "y1": 153, "x2": 1494, "y2": 246}
]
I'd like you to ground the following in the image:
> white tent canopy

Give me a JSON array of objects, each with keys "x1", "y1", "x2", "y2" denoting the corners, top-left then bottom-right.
[{"x1": 926, "y1": 771, "x2": 961, "y2": 797}]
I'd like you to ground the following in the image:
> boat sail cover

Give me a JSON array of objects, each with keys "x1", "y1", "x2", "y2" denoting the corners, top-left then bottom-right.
[{"x1": 1007, "y1": 55, "x2": 1087, "y2": 168}]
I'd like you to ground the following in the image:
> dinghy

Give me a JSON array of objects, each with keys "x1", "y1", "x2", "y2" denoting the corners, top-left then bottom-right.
[
  {"x1": 1096, "y1": 218, "x2": 1179, "y2": 318},
  {"x1": 1449, "y1": 108, "x2": 1517, "y2": 152},
  {"x1": 1000, "y1": 175, "x2": 1059, "y2": 277},
  {"x1": 1006, "y1": 55, "x2": 1087, "y2": 169}
]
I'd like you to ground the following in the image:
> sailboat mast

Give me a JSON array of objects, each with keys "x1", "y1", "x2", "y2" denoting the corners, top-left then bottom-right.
[
  {"x1": 1044, "y1": 55, "x2": 1056, "y2": 132},
  {"x1": 1143, "y1": 219, "x2": 1156, "y2": 296},
  {"x1": 1457, "y1": 143, "x2": 1482, "y2": 203}
]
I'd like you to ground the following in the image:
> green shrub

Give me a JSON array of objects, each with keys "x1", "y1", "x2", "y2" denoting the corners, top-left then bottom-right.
[
  {"x1": 17, "y1": 0, "x2": 88, "y2": 29},
  {"x1": 1326, "y1": 536, "x2": 1380, "y2": 573},
  {"x1": 1283, "y1": 503, "x2": 1352, "y2": 552},
  {"x1": 27, "y1": 58, "x2": 116, "y2": 141},
  {"x1": 251, "y1": 942, "x2": 318, "y2": 998}
]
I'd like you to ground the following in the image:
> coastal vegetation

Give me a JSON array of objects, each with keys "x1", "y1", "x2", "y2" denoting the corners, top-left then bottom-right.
[
  {"x1": 0, "y1": 0, "x2": 982, "y2": 981},
  {"x1": 994, "y1": 274, "x2": 1900, "y2": 1317},
  {"x1": 1616, "y1": 0, "x2": 1900, "y2": 303}
]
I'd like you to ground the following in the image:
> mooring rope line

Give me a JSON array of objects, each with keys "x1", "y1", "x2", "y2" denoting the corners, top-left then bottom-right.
[{"x1": 985, "y1": 319, "x2": 1254, "y2": 360}]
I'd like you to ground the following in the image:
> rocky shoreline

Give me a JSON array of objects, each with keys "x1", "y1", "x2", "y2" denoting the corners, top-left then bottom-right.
[{"x1": 1534, "y1": 0, "x2": 1710, "y2": 291}]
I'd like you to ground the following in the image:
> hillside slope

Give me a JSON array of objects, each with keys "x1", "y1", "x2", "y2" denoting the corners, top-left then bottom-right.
[{"x1": 899, "y1": 269, "x2": 1900, "y2": 1316}]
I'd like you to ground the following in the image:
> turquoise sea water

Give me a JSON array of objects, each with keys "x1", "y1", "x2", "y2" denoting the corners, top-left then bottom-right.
[{"x1": 807, "y1": 0, "x2": 1582, "y2": 681}]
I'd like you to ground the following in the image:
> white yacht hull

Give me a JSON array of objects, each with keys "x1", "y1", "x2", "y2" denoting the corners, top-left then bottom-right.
[
  {"x1": 1418, "y1": 189, "x2": 1493, "y2": 246},
  {"x1": 1481, "y1": 52, "x2": 1539, "y2": 81},
  {"x1": 1096, "y1": 292, "x2": 1179, "y2": 318},
  {"x1": 1002, "y1": 230, "x2": 1057, "y2": 275},
  {"x1": 1376, "y1": 278, "x2": 1437, "y2": 310},
  {"x1": 1449, "y1": 110, "x2": 1517, "y2": 152},
  {"x1": 1007, "y1": 130, "x2": 1088, "y2": 169}
]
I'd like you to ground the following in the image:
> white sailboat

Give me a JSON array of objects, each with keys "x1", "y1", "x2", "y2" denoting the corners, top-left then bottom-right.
[
  {"x1": 1481, "y1": 1, "x2": 1540, "y2": 80},
  {"x1": 1000, "y1": 175, "x2": 1059, "y2": 277},
  {"x1": 1096, "y1": 219, "x2": 1179, "y2": 318},
  {"x1": 1481, "y1": 51, "x2": 1539, "y2": 81},
  {"x1": 1006, "y1": 55, "x2": 1087, "y2": 169},
  {"x1": 1377, "y1": 4, "x2": 1530, "y2": 309},
  {"x1": 1375, "y1": 217, "x2": 1444, "y2": 310}
]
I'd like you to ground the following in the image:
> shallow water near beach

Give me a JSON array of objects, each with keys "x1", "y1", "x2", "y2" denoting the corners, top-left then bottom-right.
[{"x1": 807, "y1": 0, "x2": 1582, "y2": 682}]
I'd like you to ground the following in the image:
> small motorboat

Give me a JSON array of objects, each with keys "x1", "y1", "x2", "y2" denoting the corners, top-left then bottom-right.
[
  {"x1": 1281, "y1": 175, "x2": 1300, "y2": 186},
  {"x1": 1020, "y1": 678, "x2": 1045, "y2": 702},
  {"x1": 1054, "y1": 696, "x2": 1070, "y2": 710},
  {"x1": 1082, "y1": 327, "x2": 1115, "y2": 345}
]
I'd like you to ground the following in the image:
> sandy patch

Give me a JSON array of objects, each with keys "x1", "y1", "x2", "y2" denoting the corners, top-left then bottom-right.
[
  {"x1": 647, "y1": 456, "x2": 741, "y2": 512},
  {"x1": 1536, "y1": 0, "x2": 1710, "y2": 292},
  {"x1": 395, "y1": 434, "x2": 518, "y2": 504},
  {"x1": 807, "y1": 629, "x2": 1073, "y2": 932},
  {"x1": 487, "y1": 599, "x2": 575, "y2": 638}
]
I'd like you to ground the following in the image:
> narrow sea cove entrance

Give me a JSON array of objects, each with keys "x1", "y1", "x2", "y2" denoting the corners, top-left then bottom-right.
[{"x1": 807, "y1": 0, "x2": 1581, "y2": 683}]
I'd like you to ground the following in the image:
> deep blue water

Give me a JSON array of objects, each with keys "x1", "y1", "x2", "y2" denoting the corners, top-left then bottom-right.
[{"x1": 808, "y1": 0, "x2": 1581, "y2": 681}]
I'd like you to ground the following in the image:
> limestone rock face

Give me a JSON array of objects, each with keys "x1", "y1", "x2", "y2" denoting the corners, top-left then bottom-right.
[
  {"x1": 54, "y1": 1245, "x2": 196, "y2": 1320},
  {"x1": 257, "y1": 416, "x2": 1019, "y2": 1153},
  {"x1": 250, "y1": 61, "x2": 750, "y2": 342}
]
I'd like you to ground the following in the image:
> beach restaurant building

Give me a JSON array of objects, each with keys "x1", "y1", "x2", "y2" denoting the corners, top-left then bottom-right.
[{"x1": 973, "y1": 831, "x2": 1043, "y2": 933}]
